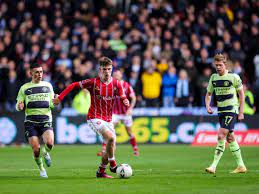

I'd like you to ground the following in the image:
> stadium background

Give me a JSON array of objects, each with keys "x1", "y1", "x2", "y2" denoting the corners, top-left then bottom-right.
[{"x1": 0, "y1": 0, "x2": 258, "y2": 145}]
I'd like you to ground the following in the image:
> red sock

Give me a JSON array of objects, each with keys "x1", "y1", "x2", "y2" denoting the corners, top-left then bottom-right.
[
  {"x1": 98, "y1": 164, "x2": 107, "y2": 173},
  {"x1": 102, "y1": 143, "x2": 106, "y2": 153},
  {"x1": 108, "y1": 159, "x2": 117, "y2": 168},
  {"x1": 130, "y1": 136, "x2": 137, "y2": 149}
]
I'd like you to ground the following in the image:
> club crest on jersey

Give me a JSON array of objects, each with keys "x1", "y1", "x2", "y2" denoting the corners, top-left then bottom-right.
[
  {"x1": 97, "y1": 121, "x2": 101, "y2": 125},
  {"x1": 224, "y1": 81, "x2": 230, "y2": 86},
  {"x1": 42, "y1": 87, "x2": 49, "y2": 92},
  {"x1": 95, "y1": 86, "x2": 100, "y2": 90}
]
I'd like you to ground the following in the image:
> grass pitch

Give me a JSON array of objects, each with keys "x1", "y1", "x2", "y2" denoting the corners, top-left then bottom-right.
[{"x1": 0, "y1": 145, "x2": 258, "y2": 194}]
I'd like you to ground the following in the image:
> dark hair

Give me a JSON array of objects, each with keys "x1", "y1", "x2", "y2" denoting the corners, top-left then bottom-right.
[
  {"x1": 30, "y1": 63, "x2": 42, "y2": 70},
  {"x1": 99, "y1": 57, "x2": 113, "y2": 67}
]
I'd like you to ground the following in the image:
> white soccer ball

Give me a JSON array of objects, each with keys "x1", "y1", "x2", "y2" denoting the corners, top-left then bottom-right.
[{"x1": 116, "y1": 164, "x2": 133, "y2": 178}]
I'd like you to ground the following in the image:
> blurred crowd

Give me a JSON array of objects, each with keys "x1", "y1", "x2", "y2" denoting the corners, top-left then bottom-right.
[{"x1": 0, "y1": 0, "x2": 258, "y2": 112}]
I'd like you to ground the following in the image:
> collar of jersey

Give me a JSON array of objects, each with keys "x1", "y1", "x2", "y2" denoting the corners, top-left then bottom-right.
[{"x1": 100, "y1": 77, "x2": 113, "y2": 85}]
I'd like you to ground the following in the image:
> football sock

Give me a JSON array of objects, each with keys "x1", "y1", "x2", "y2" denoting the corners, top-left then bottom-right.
[
  {"x1": 34, "y1": 157, "x2": 44, "y2": 171},
  {"x1": 130, "y1": 136, "x2": 138, "y2": 149},
  {"x1": 102, "y1": 143, "x2": 106, "y2": 153},
  {"x1": 98, "y1": 164, "x2": 107, "y2": 174},
  {"x1": 211, "y1": 140, "x2": 225, "y2": 168},
  {"x1": 229, "y1": 140, "x2": 245, "y2": 167},
  {"x1": 44, "y1": 144, "x2": 53, "y2": 152},
  {"x1": 108, "y1": 157, "x2": 117, "y2": 168}
]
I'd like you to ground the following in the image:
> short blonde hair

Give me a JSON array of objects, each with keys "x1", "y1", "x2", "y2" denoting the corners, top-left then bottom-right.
[{"x1": 213, "y1": 53, "x2": 227, "y2": 64}]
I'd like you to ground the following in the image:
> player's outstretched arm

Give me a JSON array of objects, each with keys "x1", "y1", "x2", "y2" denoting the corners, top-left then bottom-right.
[{"x1": 53, "y1": 82, "x2": 80, "y2": 106}]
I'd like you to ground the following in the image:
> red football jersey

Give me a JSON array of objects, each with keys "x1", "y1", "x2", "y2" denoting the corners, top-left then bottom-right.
[
  {"x1": 113, "y1": 80, "x2": 135, "y2": 115},
  {"x1": 80, "y1": 77, "x2": 126, "y2": 122},
  {"x1": 58, "y1": 77, "x2": 126, "y2": 122}
]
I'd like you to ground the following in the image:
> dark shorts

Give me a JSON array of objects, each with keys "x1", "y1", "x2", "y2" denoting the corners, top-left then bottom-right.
[
  {"x1": 218, "y1": 112, "x2": 237, "y2": 132},
  {"x1": 24, "y1": 121, "x2": 53, "y2": 140}
]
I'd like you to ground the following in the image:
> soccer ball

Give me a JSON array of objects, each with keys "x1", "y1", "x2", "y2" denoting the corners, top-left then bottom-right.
[{"x1": 116, "y1": 164, "x2": 133, "y2": 178}]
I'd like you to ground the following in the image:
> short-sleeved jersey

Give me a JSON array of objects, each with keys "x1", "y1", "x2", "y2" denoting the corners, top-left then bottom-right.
[
  {"x1": 207, "y1": 72, "x2": 243, "y2": 113},
  {"x1": 16, "y1": 81, "x2": 55, "y2": 123},
  {"x1": 113, "y1": 80, "x2": 135, "y2": 115},
  {"x1": 79, "y1": 77, "x2": 126, "y2": 122}
]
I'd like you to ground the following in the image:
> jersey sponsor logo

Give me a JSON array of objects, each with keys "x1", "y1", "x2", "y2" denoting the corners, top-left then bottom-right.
[
  {"x1": 27, "y1": 93, "x2": 49, "y2": 101},
  {"x1": 96, "y1": 95, "x2": 115, "y2": 100}
]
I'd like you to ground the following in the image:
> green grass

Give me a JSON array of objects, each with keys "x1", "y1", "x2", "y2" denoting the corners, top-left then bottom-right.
[{"x1": 0, "y1": 145, "x2": 258, "y2": 194}]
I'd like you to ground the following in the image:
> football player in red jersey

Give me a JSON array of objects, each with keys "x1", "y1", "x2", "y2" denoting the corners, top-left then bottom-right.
[
  {"x1": 53, "y1": 57, "x2": 129, "y2": 178},
  {"x1": 97, "y1": 69, "x2": 139, "y2": 156}
]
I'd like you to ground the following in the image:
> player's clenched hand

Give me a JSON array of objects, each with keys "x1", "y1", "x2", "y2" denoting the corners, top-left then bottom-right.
[
  {"x1": 126, "y1": 107, "x2": 133, "y2": 115},
  {"x1": 238, "y1": 112, "x2": 244, "y2": 121},
  {"x1": 123, "y1": 99, "x2": 130, "y2": 107},
  {"x1": 18, "y1": 101, "x2": 24, "y2": 110},
  {"x1": 54, "y1": 94, "x2": 59, "y2": 98},
  {"x1": 206, "y1": 106, "x2": 213, "y2": 114},
  {"x1": 53, "y1": 96, "x2": 61, "y2": 106}
]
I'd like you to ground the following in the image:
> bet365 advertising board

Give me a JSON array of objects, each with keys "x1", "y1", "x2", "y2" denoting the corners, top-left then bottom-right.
[{"x1": 1, "y1": 112, "x2": 259, "y2": 145}]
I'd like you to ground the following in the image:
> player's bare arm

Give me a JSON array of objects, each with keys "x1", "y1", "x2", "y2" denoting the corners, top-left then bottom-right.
[
  {"x1": 53, "y1": 97, "x2": 60, "y2": 106},
  {"x1": 238, "y1": 88, "x2": 245, "y2": 121},
  {"x1": 126, "y1": 94, "x2": 136, "y2": 115},
  {"x1": 17, "y1": 101, "x2": 24, "y2": 111},
  {"x1": 205, "y1": 92, "x2": 213, "y2": 114},
  {"x1": 54, "y1": 82, "x2": 82, "y2": 105}
]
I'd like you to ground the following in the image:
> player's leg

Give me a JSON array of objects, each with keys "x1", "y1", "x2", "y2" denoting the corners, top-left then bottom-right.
[
  {"x1": 97, "y1": 115, "x2": 119, "y2": 157},
  {"x1": 96, "y1": 151, "x2": 113, "y2": 178},
  {"x1": 205, "y1": 126, "x2": 228, "y2": 174},
  {"x1": 101, "y1": 127, "x2": 117, "y2": 173},
  {"x1": 42, "y1": 127, "x2": 54, "y2": 167},
  {"x1": 87, "y1": 119, "x2": 113, "y2": 178},
  {"x1": 121, "y1": 115, "x2": 139, "y2": 155},
  {"x1": 125, "y1": 126, "x2": 139, "y2": 156},
  {"x1": 97, "y1": 138, "x2": 107, "y2": 157},
  {"x1": 28, "y1": 136, "x2": 48, "y2": 178},
  {"x1": 227, "y1": 132, "x2": 247, "y2": 173},
  {"x1": 25, "y1": 122, "x2": 47, "y2": 178},
  {"x1": 123, "y1": 116, "x2": 139, "y2": 156}
]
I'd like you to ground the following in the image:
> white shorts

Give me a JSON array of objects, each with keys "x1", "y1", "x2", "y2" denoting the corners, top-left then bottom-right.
[
  {"x1": 112, "y1": 114, "x2": 133, "y2": 127},
  {"x1": 87, "y1": 119, "x2": 116, "y2": 143}
]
